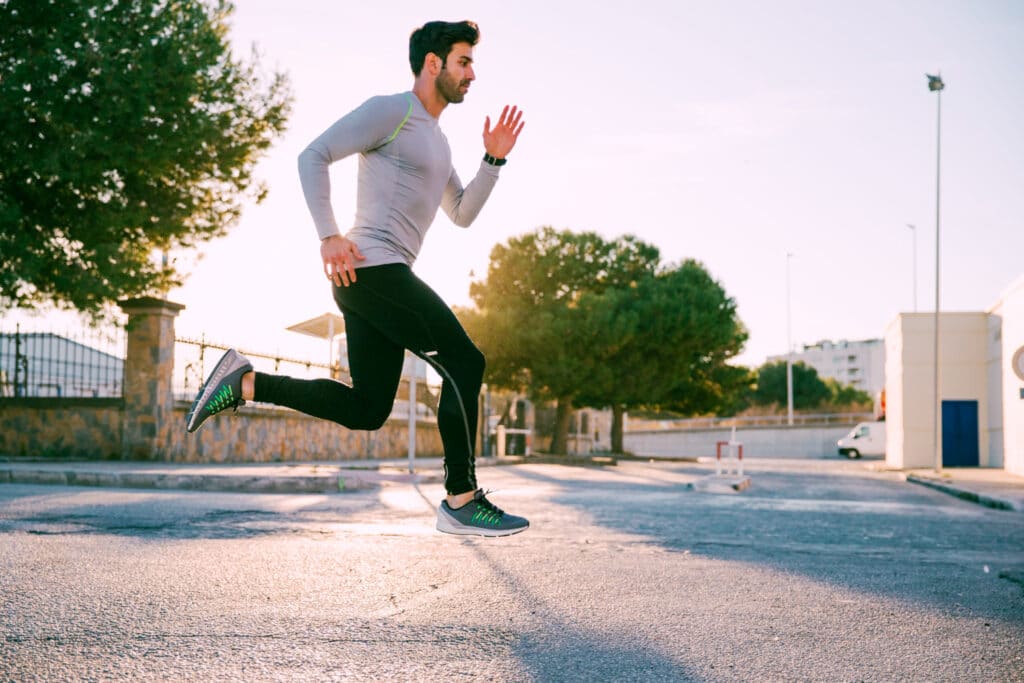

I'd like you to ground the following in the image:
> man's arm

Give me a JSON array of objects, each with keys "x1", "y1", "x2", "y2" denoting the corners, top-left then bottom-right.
[
  {"x1": 297, "y1": 95, "x2": 410, "y2": 241},
  {"x1": 441, "y1": 105, "x2": 525, "y2": 227},
  {"x1": 298, "y1": 95, "x2": 409, "y2": 286}
]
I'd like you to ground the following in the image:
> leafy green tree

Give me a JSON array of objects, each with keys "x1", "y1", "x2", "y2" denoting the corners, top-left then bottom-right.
[
  {"x1": 823, "y1": 378, "x2": 873, "y2": 410},
  {"x1": 751, "y1": 360, "x2": 831, "y2": 410},
  {"x1": 573, "y1": 261, "x2": 749, "y2": 452},
  {"x1": 0, "y1": 0, "x2": 291, "y2": 315},
  {"x1": 463, "y1": 227, "x2": 660, "y2": 454}
]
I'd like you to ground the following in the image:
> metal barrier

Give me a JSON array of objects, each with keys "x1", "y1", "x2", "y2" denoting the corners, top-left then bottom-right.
[
  {"x1": 715, "y1": 427, "x2": 744, "y2": 476},
  {"x1": 628, "y1": 412, "x2": 872, "y2": 431},
  {"x1": 174, "y1": 336, "x2": 341, "y2": 401},
  {"x1": 495, "y1": 425, "x2": 532, "y2": 457},
  {"x1": 0, "y1": 324, "x2": 125, "y2": 398}
]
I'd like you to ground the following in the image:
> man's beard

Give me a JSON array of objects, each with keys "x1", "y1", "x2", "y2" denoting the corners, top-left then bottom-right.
[{"x1": 436, "y1": 69, "x2": 467, "y2": 104}]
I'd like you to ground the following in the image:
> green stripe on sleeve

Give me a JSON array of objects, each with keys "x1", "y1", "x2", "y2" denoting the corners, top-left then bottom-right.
[{"x1": 385, "y1": 94, "x2": 414, "y2": 144}]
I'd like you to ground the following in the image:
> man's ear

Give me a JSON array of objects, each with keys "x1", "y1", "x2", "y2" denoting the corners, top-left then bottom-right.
[{"x1": 427, "y1": 52, "x2": 443, "y2": 74}]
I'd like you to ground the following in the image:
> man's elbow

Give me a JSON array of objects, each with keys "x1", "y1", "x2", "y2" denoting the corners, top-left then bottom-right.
[
  {"x1": 445, "y1": 205, "x2": 477, "y2": 228},
  {"x1": 297, "y1": 146, "x2": 328, "y2": 174}
]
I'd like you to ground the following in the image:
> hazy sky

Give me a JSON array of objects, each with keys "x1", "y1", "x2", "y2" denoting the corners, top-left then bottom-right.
[{"x1": 16, "y1": 0, "x2": 1024, "y2": 369}]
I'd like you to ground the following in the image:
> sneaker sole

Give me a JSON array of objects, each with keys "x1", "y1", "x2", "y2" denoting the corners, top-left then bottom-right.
[{"x1": 435, "y1": 509, "x2": 529, "y2": 537}]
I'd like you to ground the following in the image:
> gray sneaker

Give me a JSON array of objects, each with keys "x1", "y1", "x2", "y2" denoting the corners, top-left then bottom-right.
[
  {"x1": 185, "y1": 349, "x2": 253, "y2": 433},
  {"x1": 436, "y1": 490, "x2": 529, "y2": 537}
]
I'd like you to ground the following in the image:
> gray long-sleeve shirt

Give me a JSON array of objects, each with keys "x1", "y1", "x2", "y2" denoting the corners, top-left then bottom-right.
[{"x1": 297, "y1": 91, "x2": 501, "y2": 268}]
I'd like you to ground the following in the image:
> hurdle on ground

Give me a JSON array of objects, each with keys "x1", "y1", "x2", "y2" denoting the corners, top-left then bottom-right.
[{"x1": 715, "y1": 426, "x2": 744, "y2": 476}]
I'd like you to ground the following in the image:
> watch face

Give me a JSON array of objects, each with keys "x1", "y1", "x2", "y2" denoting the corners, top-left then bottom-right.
[{"x1": 1014, "y1": 345, "x2": 1024, "y2": 382}]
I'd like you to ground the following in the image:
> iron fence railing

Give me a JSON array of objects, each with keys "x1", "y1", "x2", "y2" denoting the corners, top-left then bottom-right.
[
  {"x1": 174, "y1": 336, "x2": 344, "y2": 402},
  {"x1": 626, "y1": 412, "x2": 874, "y2": 432},
  {"x1": 174, "y1": 336, "x2": 438, "y2": 420},
  {"x1": 0, "y1": 324, "x2": 126, "y2": 398}
]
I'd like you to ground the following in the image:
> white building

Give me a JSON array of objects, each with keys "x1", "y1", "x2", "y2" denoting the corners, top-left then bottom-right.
[
  {"x1": 884, "y1": 275, "x2": 1024, "y2": 475},
  {"x1": 768, "y1": 338, "x2": 885, "y2": 396}
]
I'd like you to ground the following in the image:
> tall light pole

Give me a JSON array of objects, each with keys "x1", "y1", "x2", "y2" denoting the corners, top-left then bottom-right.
[
  {"x1": 927, "y1": 73, "x2": 945, "y2": 472},
  {"x1": 906, "y1": 224, "x2": 918, "y2": 312},
  {"x1": 786, "y1": 252, "x2": 794, "y2": 426}
]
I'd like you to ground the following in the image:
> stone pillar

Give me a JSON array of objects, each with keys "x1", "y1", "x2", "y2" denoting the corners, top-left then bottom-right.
[{"x1": 119, "y1": 297, "x2": 185, "y2": 460}]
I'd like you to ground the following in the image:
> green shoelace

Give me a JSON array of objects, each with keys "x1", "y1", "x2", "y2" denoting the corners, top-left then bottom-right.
[
  {"x1": 205, "y1": 384, "x2": 237, "y2": 414},
  {"x1": 470, "y1": 504, "x2": 503, "y2": 526}
]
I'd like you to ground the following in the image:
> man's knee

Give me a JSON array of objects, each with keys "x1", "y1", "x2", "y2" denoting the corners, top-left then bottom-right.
[
  {"x1": 427, "y1": 345, "x2": 484, "y2": 392},
  {"x1": 349, "y1": 396, "x2": 393, "y2": 430},
  {"x1": 467, "y1": 345, "x2": 485, "y2": 381}
]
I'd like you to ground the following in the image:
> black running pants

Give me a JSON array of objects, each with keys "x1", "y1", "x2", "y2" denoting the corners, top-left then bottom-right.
[{"x1": 252, "y1": 264, "x2": 483, "y2": 495}]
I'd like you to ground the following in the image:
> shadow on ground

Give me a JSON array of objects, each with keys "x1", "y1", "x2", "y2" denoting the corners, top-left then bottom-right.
[{"x1": 502, "y1": 462, "x2": 1024, "y2": 627}]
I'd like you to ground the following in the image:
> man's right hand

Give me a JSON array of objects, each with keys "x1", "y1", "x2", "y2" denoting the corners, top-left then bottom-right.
[{"x1": 321, "y1": 235, "x2": 365, "y2": 287}]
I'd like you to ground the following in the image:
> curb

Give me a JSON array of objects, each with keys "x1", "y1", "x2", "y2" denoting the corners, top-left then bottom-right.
[
  {"x1": 1, "y1": 468, "x2": 427, "y2": 495},
  {"x1": 618, "y1": 454, "x2": 703, "y2": 464},
  {"x1": 0, "y1": 454, "x2": 618, "y2": 494},
  {"x1": 519, "y1": 455, "x2": 618, "y2": 466},
  {"x1": 906, "y1": 474, "x2": 1022, "y2": 512}
]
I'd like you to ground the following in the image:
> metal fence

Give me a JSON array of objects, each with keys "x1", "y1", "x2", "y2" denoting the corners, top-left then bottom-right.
[
  {"x1": 174, "y1": 336, "x2": 439, "y2": 420},
  {"x1": 0, "y1": 324, "x2": 126, "y2": 398},
  {"x1": 626, "y1": 412, "x2": 874, "y2": 432},
  {"x1": 174, "y1": 336, "x2": 344, "y2": 402}
]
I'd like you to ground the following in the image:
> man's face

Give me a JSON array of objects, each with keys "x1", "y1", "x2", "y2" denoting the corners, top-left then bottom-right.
[{"x1": 435, "y1": 42, "x2": 475, "y2": 104}]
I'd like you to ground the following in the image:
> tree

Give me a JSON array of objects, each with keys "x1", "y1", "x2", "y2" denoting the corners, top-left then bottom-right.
[
  {"x1": 0, "y1": 0, "x2": 291, "y2": 315},
  {"x1": 462, "y1": 227, "x2": 660, "y2": 454},
  {"x1": 573, "y1": 261, "x2": 749, "y2": 452},
  {"x1": 822, "y1": 378, "x2": 873, "y2": 411},
  {"x1": 750, "y1": 360, "x2": 831, "y2": 410}
]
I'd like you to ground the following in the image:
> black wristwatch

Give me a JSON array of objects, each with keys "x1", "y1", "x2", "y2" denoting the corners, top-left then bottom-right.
[{"x1": 483, "y1": 153, "x2": 507, "y2": 167}]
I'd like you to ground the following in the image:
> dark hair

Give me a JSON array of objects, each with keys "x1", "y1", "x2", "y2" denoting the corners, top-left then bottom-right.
[{"x1": 409, "y1": 21, "x2": 479, "y2": 76}]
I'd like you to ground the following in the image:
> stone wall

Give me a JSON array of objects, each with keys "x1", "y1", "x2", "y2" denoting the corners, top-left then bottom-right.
[
  {"x1": 0, "y1": 298, "x2": 445, "y2": 462},
  {"x1": 0, "y1": 399, "x2": 123, "y2": 458},
  {"x1": 170, "y1": 401, "x2": 442, "y2": 463},
  {"x1": 121, "y1": 298, "x2": 184, "y2": 460}
]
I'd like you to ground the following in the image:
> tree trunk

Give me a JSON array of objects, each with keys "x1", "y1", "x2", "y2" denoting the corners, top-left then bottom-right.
[
  {"x1": 550, "y1": 396, "x2": 574, "y2": 455},
  {"x1": 611, "y1": 405, "x2": 625, "y2": 454}
]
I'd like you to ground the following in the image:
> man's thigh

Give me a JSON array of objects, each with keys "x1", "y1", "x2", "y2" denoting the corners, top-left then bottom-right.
[
  {"x1": 340, "y1": 305, "x2": 405, "y2": 400},
  {"x1": 334, "y1": 264, "x2": 475, "y2": 357}
]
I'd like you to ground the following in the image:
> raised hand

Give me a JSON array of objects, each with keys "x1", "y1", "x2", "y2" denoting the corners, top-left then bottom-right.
[{"x1": 483, "y1": 105, "x2": 525, "y2": 159}]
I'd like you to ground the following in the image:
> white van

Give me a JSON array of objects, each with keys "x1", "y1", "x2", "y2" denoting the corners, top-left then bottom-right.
[{"x1": 837, "y1": 421, "x2": 886, "y2": 458}]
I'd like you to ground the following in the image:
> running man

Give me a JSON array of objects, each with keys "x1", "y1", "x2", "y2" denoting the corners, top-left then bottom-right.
[{"x1": 186, "y1": 20, "x2": 528, "y2": 537}]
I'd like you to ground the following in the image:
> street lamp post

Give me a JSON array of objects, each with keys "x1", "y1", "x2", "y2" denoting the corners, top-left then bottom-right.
[
  {"x1": 786, "y1": 252, "x2": 794, "y2": 426},
  {"x1": 906, "y1": 223, "x2": 917, "y2": 312},
  {"x1": 927, "y1": 73, "x2": 945, "y2": 473}
]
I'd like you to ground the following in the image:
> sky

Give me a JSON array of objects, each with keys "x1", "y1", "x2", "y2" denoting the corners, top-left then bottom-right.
[{"x1": 12, "y1": 0, "x2": 1024, "y2": 369}]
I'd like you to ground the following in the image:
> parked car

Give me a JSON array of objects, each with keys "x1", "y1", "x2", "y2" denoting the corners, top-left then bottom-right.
[{"x1": 837, "y1": 421, "x2": 886, "y2": 458}]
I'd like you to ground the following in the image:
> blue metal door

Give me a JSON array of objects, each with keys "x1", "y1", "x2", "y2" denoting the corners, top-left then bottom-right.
[{"x1": 942, "y1": 400, "x2": 979, "y2": 467}]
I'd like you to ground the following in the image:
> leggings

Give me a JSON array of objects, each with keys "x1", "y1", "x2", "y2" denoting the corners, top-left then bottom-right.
[{"x1": 253, "y1": 263, "x2": 483, "y2": 495}]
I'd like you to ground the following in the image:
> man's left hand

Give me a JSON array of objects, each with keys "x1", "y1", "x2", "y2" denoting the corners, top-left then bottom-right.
[{"x1": 483, "y1": 105, "x2": 525, "y2": 159}]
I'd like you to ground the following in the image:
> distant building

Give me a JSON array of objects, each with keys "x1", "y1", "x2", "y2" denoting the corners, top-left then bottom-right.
[
  {"x1": 768, "y1": 338, "x2": 885, "y2": 396},
  {"x1": 0, "y1": 332, "x2": 123, "y2": 398},
  {"x1": 884, "y1": 274, "x2": 1024, "y2": 475}
]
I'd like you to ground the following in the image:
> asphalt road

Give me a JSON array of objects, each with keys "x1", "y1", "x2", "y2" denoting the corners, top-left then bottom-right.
[{"x1": 2, "y1": 459, "x2": 1023, "y2": 681}]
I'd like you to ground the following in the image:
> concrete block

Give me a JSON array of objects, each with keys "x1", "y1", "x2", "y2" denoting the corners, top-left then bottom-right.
[
  {"x1": 65, "y1": 472, "x2": 121, "y2": 488},
  {"x1": 689, "y1": 474, "x2": 751, "y2": 493}
]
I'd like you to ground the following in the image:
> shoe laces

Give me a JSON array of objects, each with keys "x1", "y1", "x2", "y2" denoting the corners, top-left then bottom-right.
[
  {"x1": 472, "y1": 490, "x2": 505, "y2": 518},
  {"x1": 206, "y1": 384, "x2": 243, "y2": 415}
]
